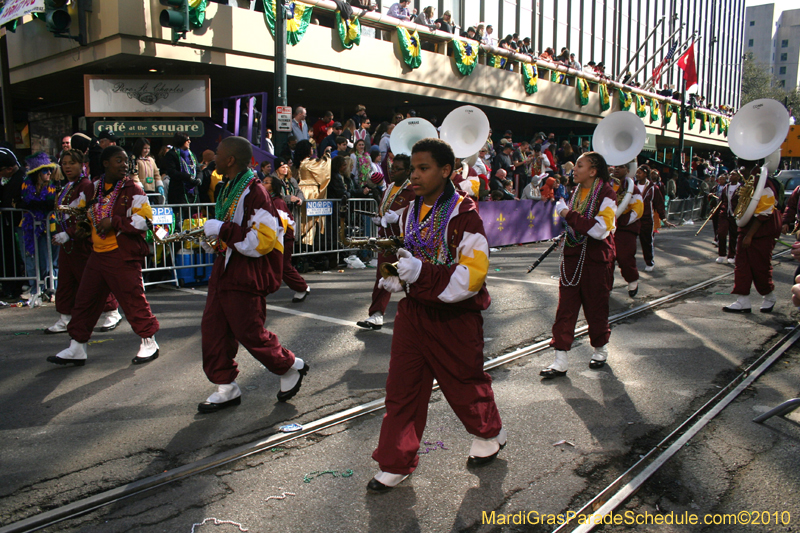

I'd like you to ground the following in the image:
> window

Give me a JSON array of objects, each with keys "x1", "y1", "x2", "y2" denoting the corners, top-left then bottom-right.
[
  {"x1": 780, "y1": 66, "x2": 787, "y2": 74},
  {"x1": 779, "y1": 80, "x2": 786, "y2": 88},
  {"x1": 748, "y1": 39, "x2": 753, "y2": 47},
  {"x1": 781, "y1": 53, "x2": 788, "y2": 61},
  {"x1": 782, "y1": 39, "x2": 789, "y2": 48},
  {"x1": 749, "y1": 20, "x2": 755, "y2": 26}
]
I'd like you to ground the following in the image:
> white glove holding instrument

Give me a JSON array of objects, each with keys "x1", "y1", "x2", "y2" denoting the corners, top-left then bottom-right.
[
  {"x1": 555, "y1": 199, "x2": 569, "y2": 216},
  {"x1": 204, "y1": 219, "x2": 223, "y2": 237},
  {"x1": 378, "y1": 276, "x2": 404, "y2": 293},
  {"x1": 380, "y1": 210, "x2": 400, "y2": 228},
  {"x1": 53, "y1": 232, "x2": 70, "y2": 244},
  {"x1": 396, "y1": 248, "x2": 422, "y2": 284},
  {"x1": 200, "y1": 241, "x2": 215, "y2": 254},
  {"x1": 371, "y1": 216, "x2": 382, "y2": 226}
]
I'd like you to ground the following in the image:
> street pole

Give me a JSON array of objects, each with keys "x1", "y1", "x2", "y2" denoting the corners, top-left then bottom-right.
[
  {"x1": 676, "y1": 79, "x2": 687, "y2": 175},
  {"x1": 0, "y1": 32, "x2": 15, "y2": 145},
  {"x1": 273, "y1": 0, "x2": 288, "y2": 153}
]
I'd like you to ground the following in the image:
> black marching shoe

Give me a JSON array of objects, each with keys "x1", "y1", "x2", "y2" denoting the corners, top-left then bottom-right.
[
  {"x1": 539, "y1": 368, "x2": 567, "y2": 379},
  {"x1": 366, "y1": 478, "x2": 392, "y2": 492},
  {"x1": 46, "y1": 355, "x2": 85, "y2": 367},
  {"x1": 589, "y1": 359, "x2": 606, "y2": 369},
  {"x1": 467, "y1": 428, "x2": 507, "y2": 466},
  {"x1": 366, "y1": 472, "x2": 409, "y2": 492},
  {"x1": 198, "y1": 396, "x2": 242, "y2": 413},
  {"x1": 277, "y1": 363, "x2": 310, "y2": 402}
]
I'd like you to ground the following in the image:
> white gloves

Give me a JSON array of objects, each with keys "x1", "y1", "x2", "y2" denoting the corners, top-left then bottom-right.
[
  {"x1": 396, "y1": 248, "x2": 422, "y2": 284},
  {"x1": 555, "y1": 199, "x2": 568, "y2": 216},
  {"x1": 53, "y1": 232, "x2": 70, "y2": 244},
  {"x1": 381, "y1": 210, "x2": 400, "y2": 228},
  {"x1": 204, "y1": 219, "x2": 223, "y2": 237},
  {"x1": 378, "y1": 276, "x2": 404, "y2": 293},
  {"x1": 371, "y1": 216, "x2": 382, "y2": 226},
  {"x1": 200, "y1": 241, "x2": 215, "y2": 254}
]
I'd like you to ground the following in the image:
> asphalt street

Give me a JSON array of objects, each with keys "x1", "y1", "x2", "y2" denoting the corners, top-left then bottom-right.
[{"x1": 1, "y1": 224, "x2": 799, "y2": 532}]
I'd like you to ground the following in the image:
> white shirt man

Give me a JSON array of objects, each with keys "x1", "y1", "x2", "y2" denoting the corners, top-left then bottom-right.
[{"x1": 291, "y1": 107, "x2": 309, "y2": 141}]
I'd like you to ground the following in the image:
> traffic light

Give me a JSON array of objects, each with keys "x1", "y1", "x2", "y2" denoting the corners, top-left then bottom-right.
[
  {"x1": 43, "y1": 0, "x2": 71, "y2": 34},
  {"x1": 159, "y1": 0, "x2": 190, "y2": 44}
]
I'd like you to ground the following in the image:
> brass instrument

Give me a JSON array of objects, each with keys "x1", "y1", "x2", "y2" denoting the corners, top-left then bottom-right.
[
  {"x1": 732, "y1": 178, "x2": 754, "y2": 220},
  {"x1": 339, "y1": 224, "x2": 404, "y2": 278},
  {"x1": 153, "y1": 225, "x2": 218, "y2": 248},
  {"x1": 55, "y1": 205, "x2": 92, "y2": 235},
  {"x1": 695, "y1": 200, "x2": 722, "y2": 236}
]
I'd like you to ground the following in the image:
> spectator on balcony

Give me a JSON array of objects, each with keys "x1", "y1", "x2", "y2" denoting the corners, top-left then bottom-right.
[
  {"x1": 539, "y1": 47, "x2": 554, "y2": 62},
  {"x1": 351, "y1": 105, "x2": 368, "y2": 129},
  {"x1": 482, "y1": 24, "x2": 496, "y2": 47},
  {"x1": 312, "y1": 111, "x2": 334, "y2": 145},
  {"x1": 415, "y1": 6, "x2": 439, "y2": 30},
  {"x1": 291, "y1": 107, "x2": 309, "y2": 141},
  {"x1": 474, "y1": 23, "x2": 485, "y2": 42},
  {"x1": 342, "y1": 119, "x2": 357, "y2": 143},
  {"x1": 354, "y1": 116, "x2": 372, "y2": 147},
  {"x1": 518, "y1": 37, "x2": 532, "y2": 55},
  {"x1": 555, "y1": 48, "x2": 570, "y2": 65},
  {"x1": 319, "y1": 122, "x2": 344, "y2": 155},
  {"x1": 388, "y1": 0, "x2": 415, "y2": 21},
  {"x1": 569, "y1": 53, "x2": 581, "y2": 71},
  {"x1": 658, "y1": 84, "x2": 674, "y2": 98},
  {"x1": 435, "y1": 10, "x2": 455, "y2": 33},
  {"x1": 583, "y1": 60, "x2": 596, "y2": 74},
  {"x1": 463, "y1": 26, "x2": 477, "y2": 40}
]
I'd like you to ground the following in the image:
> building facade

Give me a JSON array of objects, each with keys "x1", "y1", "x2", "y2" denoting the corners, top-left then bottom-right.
[{"x1": 744, "y1": 4, "x2": 800, "y2": 91}]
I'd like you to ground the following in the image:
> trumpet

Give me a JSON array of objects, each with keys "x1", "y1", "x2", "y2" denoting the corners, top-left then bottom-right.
[
  {"x1": 55, "y1": 205, "x2": 93, "y2": 235},
  {"x1": 153, "y1": 225, "x2": 218, "y2": 248},
  {"x1": 339, "y1": 224, "x2": 403, "y2": 278}
]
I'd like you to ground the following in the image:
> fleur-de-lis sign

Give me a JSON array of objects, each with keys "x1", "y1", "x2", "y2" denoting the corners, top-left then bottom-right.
[
  {"x1": 497, "y1": 213, "x2": 505, "y2": 231},
  {"x1": 527, "y1": 211, "x2": 535, "y2": 228}
]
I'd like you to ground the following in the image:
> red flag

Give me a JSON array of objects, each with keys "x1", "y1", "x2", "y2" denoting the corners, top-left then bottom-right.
[{"x1": 677, "y1": 42, "x2": 698, "y2": 94}]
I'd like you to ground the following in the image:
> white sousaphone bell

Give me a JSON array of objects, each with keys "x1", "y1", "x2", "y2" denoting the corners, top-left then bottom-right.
[
  {"x1": 727, "y1": 98, "x2": 790, "y2": 226},
  {"x1": 440, "y1": 105, "x2": 491, "y2": 177},
  {"x1": 390, "y1": 117, "x2": 439, "y2": 156},
  {"x1": 592, "y1": 111, "x2": 647, "y2": 217}
]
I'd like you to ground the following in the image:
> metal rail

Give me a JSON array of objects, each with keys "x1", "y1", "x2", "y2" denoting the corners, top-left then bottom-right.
[{"x1": 0, "y1": 249, "x2": 792, "y2": 533}]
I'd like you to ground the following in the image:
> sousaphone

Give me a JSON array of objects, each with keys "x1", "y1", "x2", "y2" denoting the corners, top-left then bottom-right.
[
  {"x1": 727, "y1": 99, "x2": 790, "y2": 227},
  {"x1": 390, "y1": 118, "x2": 439, "y2": 156},
  {"x1": 592, "y1": 112, "x2": 646, "y2": 217},
  {"x1": 440, "y1": 105, "x2": 491, "y2": 177}
]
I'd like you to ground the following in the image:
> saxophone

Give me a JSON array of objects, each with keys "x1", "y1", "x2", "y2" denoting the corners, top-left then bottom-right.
[
  {"x1": 339, "y1": 224, "x2": 404, "y2": 278},
  {"x1": 153, "y1": 225, "x2": 218, "y2": 248},
  {"x1": 55, "y1": 205, "x2": 93, "y2": 236}
]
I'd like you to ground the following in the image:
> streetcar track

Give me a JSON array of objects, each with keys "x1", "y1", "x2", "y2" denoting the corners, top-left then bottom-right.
[{"x1": 0, "y1": 249, "x2": 792, "y2": 533}]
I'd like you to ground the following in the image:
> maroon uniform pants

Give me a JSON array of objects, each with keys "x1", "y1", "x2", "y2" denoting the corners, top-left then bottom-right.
[
  {"x1": 732, "y1": 234, "x2": 775, "y2": 296},
  {"x1": 614, "y1": 230, "x2": 639, "y2": 283},
  {"x1": 368, "y1": 251, "x2": 398, "y2": 316},
  {"x1": 201, "y1": 284, "x2": 295, "y2": 385},
  {"x1": 639, "y1": 222, "x2": 655, "y2": 266},
  {"x1": 281, "y1": 238, "x2": 308, "y2": 293},
  {"x1": 55, "y1": 248, "x2": 118, "y2": 315},
  {"x1": 372, "y1": 297, "x2": 502, "y2": 475},
  {"x1": 67, "y1": 250, "x2": 159, "y2": 343},
  {"x1": 717, "y1": 214, "x2": 737, "y2": 258},
  {"x1": 551, "y1": 257, "x2": 613, "y2": 351}
]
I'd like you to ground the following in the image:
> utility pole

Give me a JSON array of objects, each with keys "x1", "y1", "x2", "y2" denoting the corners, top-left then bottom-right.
[
  {"x1": 0, "y1": 31, "x2": 14, "y2": 145},
  {"x1": 273, "y1": 0, "x2": 288, "y2": 152},
  {"x1": 676, "y1": 79, "x2": 687, "y2": 174}
]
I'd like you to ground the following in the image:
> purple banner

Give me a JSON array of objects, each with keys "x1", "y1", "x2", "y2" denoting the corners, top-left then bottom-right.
[{"x1": 478, "y1": 199, "x2": 561, "y2": 247}]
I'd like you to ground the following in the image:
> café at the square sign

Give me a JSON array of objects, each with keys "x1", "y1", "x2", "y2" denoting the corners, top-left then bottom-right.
[{"x1": 84, "y1": 75, "x2": 210, "y2": 117}]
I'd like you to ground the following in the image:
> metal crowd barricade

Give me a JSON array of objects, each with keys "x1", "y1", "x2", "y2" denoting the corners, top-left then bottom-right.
[
  {"x1": 0, "y1": 208, "x2": 46, "y2": 297},
  {"x1": 291, "y1": 197, "x2": 380, "y2": 259},
  {"x1": 666, "y1": 197, "x2": 704, "y2": 223}
]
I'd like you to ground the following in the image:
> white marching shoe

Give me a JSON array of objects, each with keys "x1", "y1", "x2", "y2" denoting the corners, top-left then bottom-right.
[
  {"x1": 47, "y1": 339, "x2": 87, "y2": 366},
  {"x1": 723, "y1": 295, "x2": 751, "y2": 314},
  {"x1": 644, "y1": 263, "x2": 655, "y2": 272},
  {"x1": 715, "y1": 256, "x2": 727, "y2": 264},
  {"x1": 468, "y1": 427, "x2": 508, "y2": 466},
  {"x1": 590, "y1": 345, "x2": 609, "y2": 369},
  {"x1": 277, "y1": 357, "x2": 310, "y2": 402},
  {"x1": 45, "y1": 314, "x2": 71, "y2": 334},
  {"x1": 356, "y1": 312, "x2": 384, "y2": 330},
  {"x1": 132, "y1": 336, "x2": 159, "y2": 364},
  {"x1": 198, "y1": 382, "x2": 242, "y2": 413},
  {"x1": 367, "y1": 471, "x2": 410, "y2": 491},
  {"x1": 97, "y1": 309, "x2": 122, "y2": 331},
  {"x1": 761, "y1": 292, "x2": 777, "y2": 313},
  {"x1": 727, "y1": 257, "x2": 736, "y2": 265},
  {"x1": 540, "y1": 350, "x2": 569, "y2": 378},
  {"x1": 292, "y1": 288, "x2": 310, "y2": 303}
]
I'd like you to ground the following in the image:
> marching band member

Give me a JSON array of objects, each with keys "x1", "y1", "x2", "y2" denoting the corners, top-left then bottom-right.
[
  {"x1": 723, "y1": 166, "x2": 781, "y2": 314},
  {"x1": 368, "y1": 139, "x2": 504, "y2": 491},
  {"x1": 197, "y1": 137, "x2": 308, "y2": 413},
  {"x1": 45, "y1": 150, "x2": 120, "y2": 334},
  {"x1": 451, "y1": 156, "x2": 482, "y2": 201},
  {"x1": 611, "y1": 163, "x2": 644, "y2": 297},
  {"x1": 716, "y1": 171, "x2": 740, "y2": 264},
  {"x1": 356, "y1": 154, "x2": 415, "y2": 330},
  {"x1": 48, "y1": 146, "x2": 160, "y2": 366},
  {"x1": 636, "y1": 164, "x2": 672, "y2": 271},
  {"x1": 541, "y1": 152, "x2": 616, "y2": 378},
  {"x1": 261, "y1": 173, "x2": 309, "y2": 300}
]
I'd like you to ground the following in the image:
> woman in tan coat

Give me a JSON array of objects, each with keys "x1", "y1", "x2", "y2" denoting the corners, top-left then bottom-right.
[
  {"x1": 293, "y1": 140, "x2": 331, "y2": 245},
  {"x1": 131, "y1": 138, "x2": 164, "y2": 202}
]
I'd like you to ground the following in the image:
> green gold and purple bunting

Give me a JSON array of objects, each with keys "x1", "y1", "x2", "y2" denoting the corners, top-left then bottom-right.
[
  {"x1": 689, "y1": 108, "x2": 696, "y2": 129},
  {"x1": 636, "y1": 95, "x2": 647, "y2": 118},
  {"x1": 397, "y1": 27, "x2": 422, "y2": 69},
  {"x1": 618, "y1": 89, "x2": 632, "y2": 111},
  {"x1": 189, "y1": 0, "x2": 207, "y2": 28},
  {"x1": 699, "y1": 111, "x2": 707, "y2": 132},
  {"x1": 649, "y1": 98, "x2": 659, "y2": 122},
  {"x1": 664, "y1": 104, "x2": 673, "y2": 126},
  {"x1": 577, "y1": 77, "x2": 589, "y2": 106},
  {"x1": 488, "y1": 54, "x2": 507, "y2": 69},
  {"x1": 336, "y1": 12, "x2": 361, "y2": 49},
  {"x1": 551, "y1": 70, "x2": 566, "y2": 84},
  {"x1": 522, "y1": 63, "x2": 539, "y2": 94},
  {"x1": 452, "y1": 39, "x2": 479, "y2": 76},
  {"x1": 710, "y1": 115, "x2": 717, "y2": 134},
  {"x1": 599, "y1": 83, "x2": 610, "y2": 111},
  {"x1": 263, "y1": 0, "x2": 313, "y2": 46}
]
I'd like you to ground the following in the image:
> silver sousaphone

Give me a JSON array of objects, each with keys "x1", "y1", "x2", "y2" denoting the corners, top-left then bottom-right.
[
  {"x1": 439, "y1": 105, "x2": 491, "y2": 177},
  {"x1": 592, "y1": 112, "x2": 646, "y2": 217},
  {"x1": 390, "y1": 118, "x2": 439, "y2": 156},
  {"x1": 727, "y1": 99, "x2": 790, "y2": 227}
]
